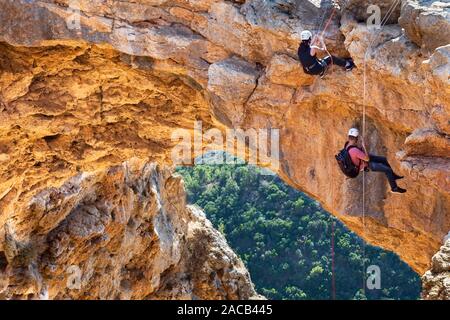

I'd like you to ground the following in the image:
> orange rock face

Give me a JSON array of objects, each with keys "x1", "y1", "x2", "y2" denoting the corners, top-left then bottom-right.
[
  {"x1": 0, "y1": 0, "x2": 449, "y2": 299},
  {"x1": 0, "y1": 158, "x2": 260, "y2": 299}
]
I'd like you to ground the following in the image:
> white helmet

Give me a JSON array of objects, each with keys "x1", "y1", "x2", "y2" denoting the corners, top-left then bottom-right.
[
  {"x1": 301, "y1": 30, "x2": 313, "y2": 41},
  {"x1": 348, "y1": 128, "x2": 359, "y2": 138}
]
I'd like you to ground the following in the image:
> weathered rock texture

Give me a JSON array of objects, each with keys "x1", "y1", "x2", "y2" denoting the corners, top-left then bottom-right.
[
  {"x1": 0, "y1": 0, "x2": 449, "y2": 299},
  {"x1": 422, "y1": 238, "x2": 450, "y2": 299},
  {"x1": 0, "y1": 158, "x2": 259, "y2": 299}
]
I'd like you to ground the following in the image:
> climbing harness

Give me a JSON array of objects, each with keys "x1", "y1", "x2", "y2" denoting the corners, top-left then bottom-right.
[{"x1": 304, "y1": 60, "x2": 323, "y2": 73}]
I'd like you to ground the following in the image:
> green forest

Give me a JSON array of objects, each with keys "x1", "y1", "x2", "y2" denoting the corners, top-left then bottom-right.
[{"x1": 177, "y1": 159, "x2": 421, "y2": 300}]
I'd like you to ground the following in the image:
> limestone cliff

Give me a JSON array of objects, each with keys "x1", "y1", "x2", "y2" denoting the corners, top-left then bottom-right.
[
  {"x1": 0, "y1": 0, "x2": 449, "y2": 299},
  {"x1": 422, "y1": 238, "x2": 450, "y2": 299},
  {"x1": 0, "y1": 158, "x2": 259, "y2": 299}
]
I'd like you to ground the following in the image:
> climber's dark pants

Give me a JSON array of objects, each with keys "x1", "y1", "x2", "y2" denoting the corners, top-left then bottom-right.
[
  {"x1": 322, "y1": 55, "x2": 348, "y2": 68},
  {"x1": 304, "y1": 55, "x2": 349, "y2": 75},
  {"x1": 368, "y1": 155, "x2": 398, "y2": 190}
]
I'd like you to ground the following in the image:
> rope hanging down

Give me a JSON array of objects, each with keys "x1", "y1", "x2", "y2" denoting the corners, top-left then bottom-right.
[
  {"x1": 321, "y1": 0, "x2": 401, "y2": 299},
  {"x1": 314, "y1": 3, "x2": 339, "y2": 300},
  {"x1": 360, "y1": 0, "x2": 402, "y2": 297},
  {"x1": 318, "y1": 4, "x2": 338, "y2": 67},
  {"x1": 331, "y1": 220, "x2": 336, "y2": 300},
  {"x1": 310, "y1": 0, "x2": 401, "y2": 300}
]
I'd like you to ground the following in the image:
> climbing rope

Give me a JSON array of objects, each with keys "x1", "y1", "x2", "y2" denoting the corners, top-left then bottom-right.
[
  {"x1": 314, "y1": 2, "x2": 341, "y2": 300},
  {"x1": 318, "y1": 4, "x2": 336, "y2": 39},
  {"x1": 360, "y1": 0, "x2": 402, "y2": 298},
  {"x1": 310, "y1": 1, "x2": 339, "y2": 85},
  {"x1": 302, "y1": 0, "x2": 402, "y2": 300},
  {"x1": 293, "y1": 0, "x2": 348, "y2": 106},
  {"x1": 331, "y1": 219, "x2": 336, "y2": 300},
  {"x1": 318, "y1": 3, "x2": 338, "y2": 68}
]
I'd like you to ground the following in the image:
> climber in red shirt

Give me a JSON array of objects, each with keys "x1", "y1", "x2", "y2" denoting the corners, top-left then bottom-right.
[{"x1": 345, "y1": 128, "x2": 407, "y2": 194}]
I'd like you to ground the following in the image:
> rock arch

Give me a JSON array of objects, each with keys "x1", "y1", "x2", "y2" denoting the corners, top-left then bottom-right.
[{"x1": 0, "y1": 0, "x2": 448, "y2": 297}]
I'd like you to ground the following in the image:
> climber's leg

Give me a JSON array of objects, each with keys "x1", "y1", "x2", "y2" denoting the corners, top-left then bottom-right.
[
  {"x1": 323, "y1": 55, "x2": 343, "y2": 67},
  {"x1": 323, "y1": 55, "x2": 355, "y2": 71},
  {"x1": 369, "y1": 161, "x2": 406, "y2": 193},
  {"x1": 369, "y1": 155, "x2": 404, "y2": 180},
  {"x1": 369, "y1": 162, "x2": 397, "y2": 189},
  {"x1": 369, "y1": 155, "x2": 391, "y2": 167}
]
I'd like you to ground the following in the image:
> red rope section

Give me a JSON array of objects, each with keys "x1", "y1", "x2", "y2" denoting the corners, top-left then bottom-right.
[
  {"x1": 320, "y1": 6, "x2": 337, "y2": 67},
  {"x1": 331, "y1": 220, "x2": 336, "y2": 300}
]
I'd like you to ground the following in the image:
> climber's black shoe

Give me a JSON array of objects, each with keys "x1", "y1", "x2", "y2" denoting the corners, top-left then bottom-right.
[
  {"x1": 345, "y1": 58, "x2": 356, "y2": 71},
  {"x1": 394, "y1": 175, "x2": 404, "y2": 180},
  {"x1": 391, "y1": 187, "x2": 407, "y2": 194}
]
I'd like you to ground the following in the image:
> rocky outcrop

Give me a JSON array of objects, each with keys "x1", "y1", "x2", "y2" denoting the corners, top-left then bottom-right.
[
  {"x1": 0, "y1": 0, "x2": 449, "y2": 298},
  {"x1": 0, "y1": 158, "x2": 259, "y2": 299},
  {"x1": 340, "y1": 0, "x2": 402, "y2": 24},
  {"x1": 208, "y1": 57, "x2": 260, "y2": 126},
  {"x1": 422, "y1": 239, "x2": 450, "y2": 299},
  {"x1": 399, "y1": 0, "x2": 450, "y2": 52}
]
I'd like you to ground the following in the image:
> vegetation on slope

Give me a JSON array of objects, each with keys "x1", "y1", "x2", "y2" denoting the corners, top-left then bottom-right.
[{"x1": 177, "y1": 161, "x2": 421, "y2": 300}]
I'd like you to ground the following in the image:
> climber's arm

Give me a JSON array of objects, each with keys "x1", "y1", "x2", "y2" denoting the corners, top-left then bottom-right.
[
  {"x1": 353, "y1": 148, "x2": 370, "y2": 163},
  {"x1": 359, "y1": 140, "x2": 370, "y2": 162},
  {"x1": 310, "y1": 36, "x2": 326, "y2": 56},
  {"x1": 310, "y1": 45, "x2": 325, "y2": 56}
]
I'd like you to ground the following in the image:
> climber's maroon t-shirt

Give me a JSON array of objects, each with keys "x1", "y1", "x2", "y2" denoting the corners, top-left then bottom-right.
[{"x1": 348, "y1": 146, "x2": 368, "y2": 171}]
